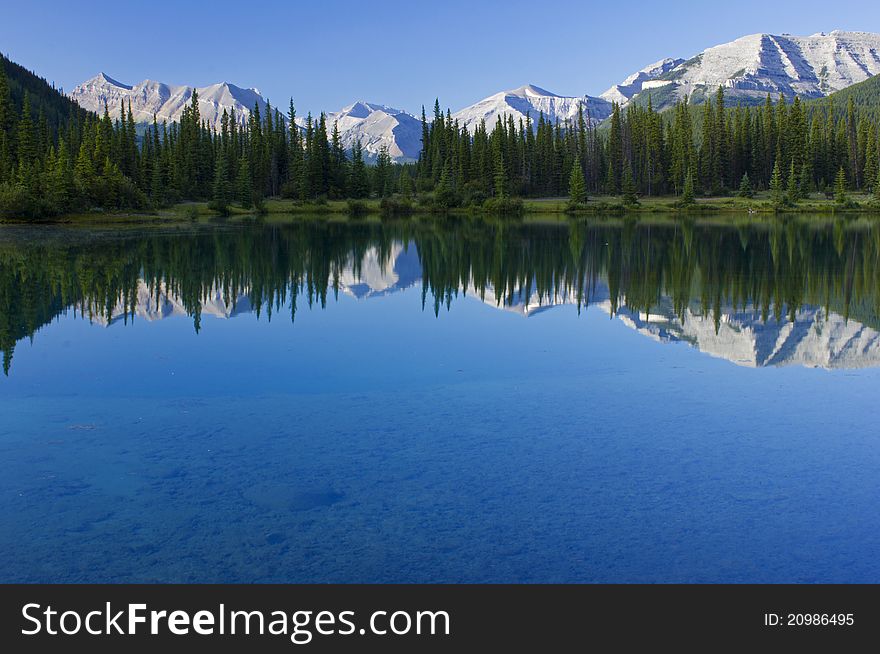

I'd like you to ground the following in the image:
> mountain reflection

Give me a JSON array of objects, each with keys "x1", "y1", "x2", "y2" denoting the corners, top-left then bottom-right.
[{"x1": 2, "y1": 216, "x2": 880, "y2": 373}]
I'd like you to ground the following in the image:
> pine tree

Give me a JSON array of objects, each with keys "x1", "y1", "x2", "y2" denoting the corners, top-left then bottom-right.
[
  {"x1": 682, "y1": 167, "x2": 695, "y2": 205},
  {"x1": 798, "y1": 162, "x2": 812, "y2": 200},
  {"x1": 874, "y1": 165, "x2": 880, "y2": 202},
  {"x1": 787, "y1": 160, "x2": 799, "y2": 203},
  {"x1": 568, "y1": 161, "x2": 587, "y2": 205},
  {"x1": 348, "y1": 139, "x2": 369, "y2": 199},
  {"x1": 769, "y1": 161, "x2": 784, "y2": 204},
  {"x1": 492, "y1": 137, "x2": 506, "y2": 199},
  {"x1": 211, "y1": 151, "x2": 231, "y2": 214},
  {"x1": 621, "y1": 165, "x2": 638, "y2": 205},
  {"x1": 434, "y1": 165, "x2": 455, "y2": 209},
  {"x1": 834, "y1": 166, "x2": 848, "y2": 204},
  {"x1": 237, "y1": 153, "x2": 253, "y2": 208},
  {"x1": 738, "y1": 172, "x2": 753, "y2": 198},
  {"x1": 374, "y1": 145, "x2": 392, "y2": 198},
  {"x1": 398, "y1": 167, "x2": 413, "y2": 198}
]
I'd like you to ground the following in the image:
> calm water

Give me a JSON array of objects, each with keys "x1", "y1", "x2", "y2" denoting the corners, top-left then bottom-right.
[{"x1": 1, "y1": 216, "x2": 879, "y2": 583}]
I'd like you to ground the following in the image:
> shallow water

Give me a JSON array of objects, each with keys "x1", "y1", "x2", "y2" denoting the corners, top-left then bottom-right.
[{"x1": 1, "y1": 216, "x2": 879, "y2": 582}]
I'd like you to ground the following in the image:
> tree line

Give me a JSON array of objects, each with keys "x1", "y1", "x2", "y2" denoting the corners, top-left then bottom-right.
[{"x1": 2, "y1": 52, "x2": 880, "y2": 219}]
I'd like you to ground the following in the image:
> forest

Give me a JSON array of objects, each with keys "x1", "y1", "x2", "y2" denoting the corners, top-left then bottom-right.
[{"x1": 1, "y1": 53, "x2": 880, "y2": 220}]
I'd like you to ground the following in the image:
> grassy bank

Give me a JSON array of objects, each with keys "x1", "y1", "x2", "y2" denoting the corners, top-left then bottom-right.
[{"x1": 5, "y1": 191, "x2": 880, "y2": 225}]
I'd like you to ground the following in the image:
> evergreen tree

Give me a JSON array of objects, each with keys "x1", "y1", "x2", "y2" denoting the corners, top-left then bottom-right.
[
  {"x1": 834, "y1": 166, "x2": 848, "y2": 204},
  {"x1": 211, "y1": 150, "x2": 231, "y2": 214},
  {"x1": 799, "y1": 162, "x2": 813, "y2": 199},
  {"x1": 373, "y1": 145, "x2": 392, "y2": 197},
  {"x1": 769, "y1": 161, "x2": 784, "y2": 204},
  {"x1": 348, "y1": 139, "x2": 369, "y2": 199},
  {"x1": 568, "y1": 161, "x2": 587, "y2": 205},
  {"x1": 738, "y1": 172, "x2": 753, "y2": 198},
  {"x1": 237, "y1": 153, "x2": 253, "y2": 208},
  {"x1": 787, "y1": 160, "x2": 800, "y2": 203},
  {"x1": 682, "y1": 168, "x2": 695, "y2": 205},
  {"x1": 398, "y1": 167, "x2": 413, "y2": 198},
  {"x1": 621, "y1": 165, "x2": 638, "y2": 205}
]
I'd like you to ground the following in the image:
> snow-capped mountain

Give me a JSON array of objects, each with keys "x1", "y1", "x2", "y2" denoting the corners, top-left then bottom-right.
[
  {"x1": 611, "y1": 30, "x2": 880, "y2": 109},
  {"x1": 325, "y1": 102, "x2": 422, "y2": 163},
  {"x1": 70, "y1": 73, "x2": 272, "y2": 130},
  {"x1": 452, "y1": 84, "x2": 613, "y2": 134},
  {"x1": 600, "y1": 58, "x2": 685, "y2": 105}
]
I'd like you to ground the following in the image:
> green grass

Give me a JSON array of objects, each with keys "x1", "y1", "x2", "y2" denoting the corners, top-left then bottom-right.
[{"x1": 9, "y1": 192, "x2": 880, "y2": 226}]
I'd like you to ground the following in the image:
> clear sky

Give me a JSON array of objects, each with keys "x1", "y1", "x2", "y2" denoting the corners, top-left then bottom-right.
[{"x1": 2, "y1": 1, "x2": 878, "y2": 116}]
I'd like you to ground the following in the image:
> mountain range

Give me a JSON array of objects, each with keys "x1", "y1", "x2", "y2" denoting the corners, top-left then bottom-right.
[{"x1": 69, "y1": 30, "x2": 880, "y2": 161}]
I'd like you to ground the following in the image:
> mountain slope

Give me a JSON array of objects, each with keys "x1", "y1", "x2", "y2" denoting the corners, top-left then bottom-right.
[
  {"x1": 1, "y1": 54, "x2": 88, "y2": 132},
  {"x1": 600, "y1": 58, "x2": 684, "y2": 105},
  {"x1": 70, "y1": 73, "x2": 272, "y2": 130},
  {"x1": 325, "y1": 102, "x2": 422, "y2": 163},
  {"x1": 452, "y1": 84, "x2": 612, "y2": 133},
  {"x1": 613, "y1": 30, "x2": 880, "y2": 109},
  {"x1": 811, "y1": 71, "x2": 880, "y2": 119}
]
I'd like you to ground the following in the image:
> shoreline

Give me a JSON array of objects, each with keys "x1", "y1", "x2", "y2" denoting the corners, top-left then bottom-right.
[{"x1": 2, "y1": 193, "x2": 880, "y2": 226}]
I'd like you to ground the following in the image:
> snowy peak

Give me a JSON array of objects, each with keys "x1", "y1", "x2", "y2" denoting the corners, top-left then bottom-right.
[
  {"x1": 70, "y1": 74, "x2": 273, "y2": 130},
  {"x1": 91, "y1": 72, "x2": 132, "y2": 90},
  {"x1": 510, "y1": 83, "x2": 558, "y2": 97},
  {"x1": 453, "y1": 84, "x2": 613, "y2": 134},
  {"x1": 613, "y1": 30, "x2": 880, "y2": 109},
  {"x1": 601, "y1": 58, "x2": 684, "y2": 104},
  {"x1": 326, "y1": 101, "x2": 422, "y2": 163}
]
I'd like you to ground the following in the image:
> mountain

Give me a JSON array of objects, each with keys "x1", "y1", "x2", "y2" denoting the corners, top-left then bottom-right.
[
  {"x1": 0, "y1": 54, "x2": 88, "y2": 132},
  {"x1": 600, "y1": 58, "x2": 684, "y2": 105},
  {"x1": 813, "y1": 69, "x2": 880, "y2": 118},
  {"x1": 610, "y1": 30, "x2": 880, "y2": 109},
  {"x1": 452, "y1": 84, "x2": 613, "y2": 133},
  {"x1": 324, "y1": 102, "x2": 422, "y2": 163},
  {"x1": 69, "y1": 73, "x2": 271, "y2": 130}
]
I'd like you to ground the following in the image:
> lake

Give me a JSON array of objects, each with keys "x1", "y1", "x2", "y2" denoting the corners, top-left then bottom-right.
[{"x1": 1, "y1": 215, "x2": 879, "y2": 583}]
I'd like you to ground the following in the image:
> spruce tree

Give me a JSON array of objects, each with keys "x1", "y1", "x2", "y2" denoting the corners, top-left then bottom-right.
[
  {"x1": 874, "y1": 165, "x2": 880, "y2": 202},
  {"x1": 621, "y1": 165, "x2": 638, "y2": 205},
  {"x1": 787, "y1": 160, "x2": 799, "y2": 203},
  {"x1": 769, "y1": 161, "x2": 784, "y2": 205},
  {"x1": 398, "y1": 167, "x2": 413, "y2": 198},
  {"x1": 348, "y1": 139, "x2": 369, "y2": 199},
  {"x1": 237, "y1": 153, "x2": 253, "y2": 208},
  {"x1": 799, "y1": 162, "x2": 812, "y2": 200},
  {"x1": 738, "y1": 172, "x2": 753, "y2": 198},
  {"x1": 374, "y1": 145, "x2": 392, "y2": 198},
  {"x1": 682, "y1": 168, "x2": 695, "y2": 206},
  {"x1": 834, "y1": 166, "x2": 848, "y2": 204},
  {"x1": 211, "y1": 152, "x2": 231, "y2": 214},
  {"x1": 568, "y1": 162, "x2": 587, "y2": 205}
]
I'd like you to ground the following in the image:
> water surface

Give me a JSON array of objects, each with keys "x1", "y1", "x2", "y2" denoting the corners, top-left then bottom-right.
[{"x1": 1, "y1": 216, "x2": 879, "y2": 582}]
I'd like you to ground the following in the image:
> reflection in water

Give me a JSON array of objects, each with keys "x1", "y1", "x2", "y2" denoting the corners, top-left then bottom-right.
[{"x1": 2, "y1": 216, "x2": 880, "y2": 373}]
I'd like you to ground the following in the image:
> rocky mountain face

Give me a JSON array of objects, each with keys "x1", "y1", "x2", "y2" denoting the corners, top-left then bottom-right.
[
  {"x1": 71, "y1": 30, "x2": 880, "y2": 159},
  {"x1": 69, "y1": 73, "x2": 270, "y2": 130},
  {"x1": 605, "y1": 30, "x2": 880, "y2": 109},
  {"x1": 452, "y1": 84, "x2": 612, "y2": 133},
  {"x1": 324, "y1": 102, "x2": 422, "y2": 163}
]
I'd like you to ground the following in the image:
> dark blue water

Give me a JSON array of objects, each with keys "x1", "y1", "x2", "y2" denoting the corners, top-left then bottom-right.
[{"x1": 1, "y1": 218, "x2": 879, "y2": 582}]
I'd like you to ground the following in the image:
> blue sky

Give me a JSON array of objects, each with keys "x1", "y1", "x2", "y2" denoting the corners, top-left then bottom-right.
[{"x1": 2, "y1": 1, "x2": 878, "y2": 115}]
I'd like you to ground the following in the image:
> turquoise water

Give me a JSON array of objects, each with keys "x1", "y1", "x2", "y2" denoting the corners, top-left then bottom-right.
[{"x1": 1, "y1": 218, "x2": 879, "y2": 582}]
